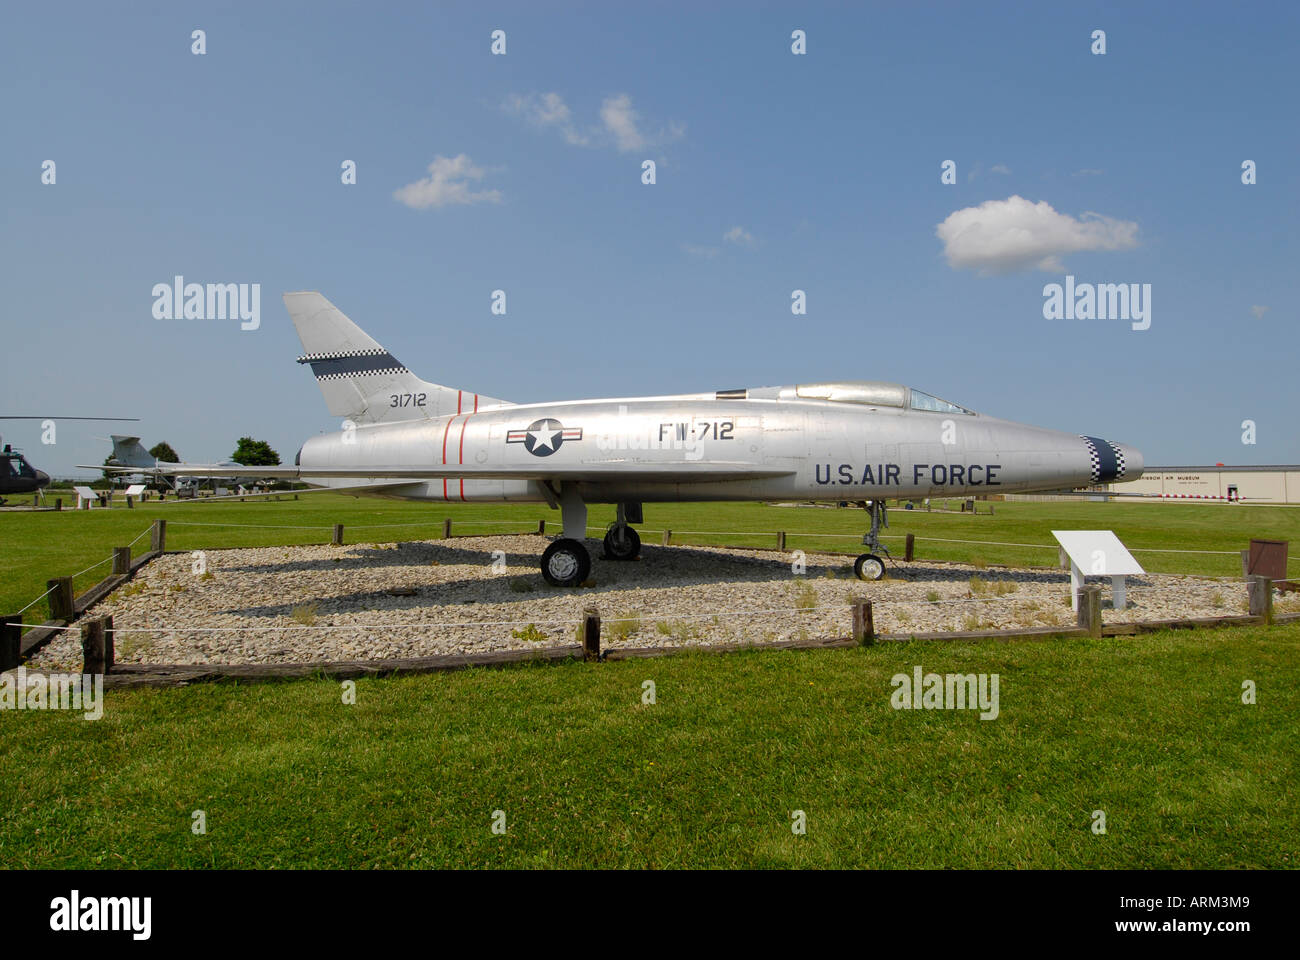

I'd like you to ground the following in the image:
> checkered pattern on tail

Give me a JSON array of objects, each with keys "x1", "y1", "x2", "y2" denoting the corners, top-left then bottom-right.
[{"x1": 1081, "y1": 436, "x2": 1102, "y2": 483}]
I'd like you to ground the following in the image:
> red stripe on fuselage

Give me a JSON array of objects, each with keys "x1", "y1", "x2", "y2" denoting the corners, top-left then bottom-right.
[
  {"x1": 458, "y1": 415, "x2": 471, "y2": 502},
  {"x1": 441, "y1": 415, "x2": 454, "y2": 502}
]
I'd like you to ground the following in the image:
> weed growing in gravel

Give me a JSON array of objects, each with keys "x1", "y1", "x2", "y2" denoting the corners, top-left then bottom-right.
[
  {"x1": 291, "y1": 602, "x2": 319, "y2": 625},
  {"x1": 970, "y1": 576, "x2": 1019, "y2": 596},
  {"x1": 896, "y1": 609, "x2": 912, "y2": 625},
  {"x1": 655, "y1": 621, "x2": 672, "y2": 636},
  {"x1": 510, "y1": 623, "x2": 547, "y2": 643},
  {"x1": 793, "y1": 581, "x2": 818, "y2": 612},
  {"x1": 1211, "y1": 591, "x2": 1225, "y2": 608},
  {"x1": 199, "y1": 571, "x2": 214, "y2": 581},
  {"x1": 926, "y1": 590, "x2": 940, "y2": 603},
  {"x1": 115, "y1": 631, "x2": 155, "y2": 660},
  {"x1": 121, "y1": 581, "x2": 147, "y2": 598},
  {"x1": 609, "y1": 616, "x2": 640, "y2": 641}
]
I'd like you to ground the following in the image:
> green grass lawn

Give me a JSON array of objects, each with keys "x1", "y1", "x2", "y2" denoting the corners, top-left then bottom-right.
[
  {"x1": 2, "y1": 624, "x2": 1296, "y2": 869},
  {"x1": 2, "y1": 494, "x2": 1297, "y2": 623}
]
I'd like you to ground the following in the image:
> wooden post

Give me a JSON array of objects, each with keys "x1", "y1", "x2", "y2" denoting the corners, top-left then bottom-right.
[
  {"x1": 125, "y1": 495, "x2": 134, "y2": 509},
  {"x1": 47, "y1": 577, "x2": 74, "y2": 622},
  {"x1": 442, "y1": 518, "x2": 452, "y2": 539},
  {"x1": 1059, "y1": 547, "x2": 1069, "y2": 570},
  {"x1": 54, "y1": 498, "x2": 62, "y2": 511},
  {"x1": 332, "y1": 523, "x2": 344, "y2": 546},
  {"x1": 581, "y1": 607, "x2": 601, "y2": 661},
  {"x1": 1, "y1": 614, "x2": 21, "y2": 671},
  {"x1": 112, "y1": 547, "x2": 131, "y2": 575},
  {"x1": 852, "y1": 598, "x2": 874, "y2": 646},
  {"x1": 662, "y1": 530, "x2": 671, "y2": 546},
  {"x1": 150, "y1": 519, "x2": 167, "y2": 553},
  {"x1": 904, "y1": 533, "x2": 915, "y2": 562},
  {"x1": 1240, "y1": 550, "x2": 1250, "y2": 579},
  {"x1": 536, "y1": 519, "x2": 546, "y2": 535},
  {"x1": 81, "y1": 616, "x2": 113, "y2": 674},
  {"x1": 1077, "y1": 584, "x2": 1103, "y2": 638},
  {"x1": 1247, "y1": 576, "x2": 1273, "y2": 625},
  {"x1": 777, "y1": 531, "x2": 786, "y2": 551}
]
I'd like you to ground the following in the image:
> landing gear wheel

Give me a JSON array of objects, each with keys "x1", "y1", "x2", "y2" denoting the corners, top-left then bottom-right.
[
  {"x1": 854, "y1": 553, "x2": 886, "y2": 581},
  {"x1": 602, "y1": 526, "x2": 641, "y2": 560},
  {"x1": 541, "y1": 538, "x2": 591, "y2": 587}
]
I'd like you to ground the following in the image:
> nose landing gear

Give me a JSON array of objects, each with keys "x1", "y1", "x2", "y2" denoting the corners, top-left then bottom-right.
[{"x1": 853, "y1": 499, "x2": 891, "y2": 581}]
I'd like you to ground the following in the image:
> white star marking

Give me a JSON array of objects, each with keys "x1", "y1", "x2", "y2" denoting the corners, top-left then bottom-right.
[{"x1": 528, "y1": 425, "x2": 563, "y2": 452}]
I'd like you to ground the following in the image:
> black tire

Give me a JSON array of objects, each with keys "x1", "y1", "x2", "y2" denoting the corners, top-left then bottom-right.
[
  {"x1": 541, "y1": 538, "x2": 591, "y2": 587},
  {"x1": 602, "y1": 526, "x2": 641, "y2": 560},
  {"x1": 854, "y1": 553, "x2": 885, "y2": 581}
]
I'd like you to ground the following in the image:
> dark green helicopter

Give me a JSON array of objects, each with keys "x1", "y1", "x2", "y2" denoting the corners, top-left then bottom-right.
[{"x1": 0, "y1": 417, "x2": 138, "y2": 503}]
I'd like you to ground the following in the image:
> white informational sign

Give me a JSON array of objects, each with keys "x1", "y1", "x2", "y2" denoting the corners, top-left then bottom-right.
[
  {"x1": 73, "y1": 485, "x2": 98, "y2": 509},
  {"x1": 1052, "y1": 530, "x2": 1145, "y2": 611}
]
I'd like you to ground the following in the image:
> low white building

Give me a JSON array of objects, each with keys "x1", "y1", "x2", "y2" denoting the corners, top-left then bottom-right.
[{"x1": 1111, "y1": 465, "x2": 1300, "y2": 504}]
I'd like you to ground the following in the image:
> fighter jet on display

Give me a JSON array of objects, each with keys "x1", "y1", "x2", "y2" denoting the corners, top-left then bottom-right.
[
  {"x1": 105, "y1": 292, "x2": 1145, "y2": 586},
  {"x1": 103, "y1": 435, "x2": 247, "y2": 493}
]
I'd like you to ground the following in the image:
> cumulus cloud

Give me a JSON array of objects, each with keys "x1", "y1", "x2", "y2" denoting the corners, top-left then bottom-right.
[
  {"x1": 935, "y1": 195, "x2": 1139, "y2": 274},
  {"x1": 503, "y1": 92, "x2": 589, "y2": 146},
  {"x1": 393, "y1": 154, "x2": 502, "y2": 210},
  {"x1": 723, "y1": 225, "x2": 755, "y2": 246},
  {"x1": 505, "y1": 91, "x2": 682, "y2": 152},
  {"x1": 1251, "y1": 305, "x2": 1270, "y2": 319}
]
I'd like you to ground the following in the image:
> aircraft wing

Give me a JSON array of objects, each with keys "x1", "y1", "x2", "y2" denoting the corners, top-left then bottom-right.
[{"x1": 89, "y1": 462, "x2": 796, "y2": 483}]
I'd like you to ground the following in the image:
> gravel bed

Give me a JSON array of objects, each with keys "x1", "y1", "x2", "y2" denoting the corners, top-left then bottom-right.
[{"x1": 22, "y1": 536, "x2": 1292, "y2": 671}]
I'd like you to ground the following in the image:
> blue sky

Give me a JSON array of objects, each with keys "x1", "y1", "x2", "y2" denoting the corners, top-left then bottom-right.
[{"x1": 2, "y1": 1, "x2": 1296, "y2": 476}]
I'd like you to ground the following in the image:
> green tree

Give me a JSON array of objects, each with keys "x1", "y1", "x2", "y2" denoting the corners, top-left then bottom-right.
[
  {"x1": 232, "y1": 437, "x2": 281, "y2": 466},
  {"x1": 149, "y1": 441, "x2": 179, "y2": 463}
]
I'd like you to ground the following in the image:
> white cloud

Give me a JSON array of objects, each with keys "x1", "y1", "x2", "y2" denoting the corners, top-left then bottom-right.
[
  {"x1": 393, "y1": 154, "x2": 502, "y2": 210},
  {"x1": 503, "y1": 92, "x2": 589, "y2": 146},
  {"x1": 990, "y1": 164, "x2": 1011, "y2": 175},
  {"x1": 506, "y1": 91, "x2": 682, "y2": 153},
  {"x1": 1072, "y1": 168, "x2": 1105, "y2": 177},
  {"x1": 600, "y1": 94, "x2": 647, "y2": 151},
  {"x1": 935, "y1": 195, "x2": 1139, "y2": 274},
  {"x1": 1251, "y1": 304, "x2": 1270, "y2": 319},
  {"x1": 723, "y1": 225, "x2": 755, "y2": 246}
]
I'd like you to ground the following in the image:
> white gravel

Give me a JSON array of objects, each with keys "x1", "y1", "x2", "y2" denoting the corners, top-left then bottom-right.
[{"x1": 23, "y1": 536, "x2": 1288, "y2": 671}]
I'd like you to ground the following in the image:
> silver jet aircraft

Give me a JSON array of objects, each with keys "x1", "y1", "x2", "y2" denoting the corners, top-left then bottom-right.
[{"x1": 131, "y1": 292, "x2": 1145, "y2": 586}]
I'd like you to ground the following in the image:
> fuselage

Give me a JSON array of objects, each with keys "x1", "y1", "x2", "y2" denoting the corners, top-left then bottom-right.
[{"x1": 297, "y1": 382, "x2": 1143, "y2": 504}]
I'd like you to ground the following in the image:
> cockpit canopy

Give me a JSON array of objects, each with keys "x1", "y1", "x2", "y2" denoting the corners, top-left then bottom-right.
[{"x1": 791, "y1": 381, "x2": 975, "y2": 415}]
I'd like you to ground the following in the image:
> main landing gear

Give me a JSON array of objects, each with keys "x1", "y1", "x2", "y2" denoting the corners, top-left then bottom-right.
[
  {"x1": 853, "y1": 499, "x2": 890, "y2": 581},
  {"x1": 602, "y1": 502, "x2": 642, "y2": 561},
  {"x1": 539, "y1": 491, "x2": 643, "y2": 587}
]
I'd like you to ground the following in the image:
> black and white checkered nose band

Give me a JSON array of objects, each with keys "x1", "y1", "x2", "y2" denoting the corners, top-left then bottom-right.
[
  {"x1": 296, "y1": 349, "x2": 406, "y2": 381},
  {"x1": 1080, "y1": 436, "x2": 1126, "y2": 483}
]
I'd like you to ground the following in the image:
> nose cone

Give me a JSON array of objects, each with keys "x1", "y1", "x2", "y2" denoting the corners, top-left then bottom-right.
[
  {"x1": 35, "y1": 470, "x2": 51, "y2": 488},
  {"x1": 1115, "y1": 442, "x2": 1143, "y2": 481},
  {"x1": 1081, "y1": 436, "x2": 1143, "y2": 483}
]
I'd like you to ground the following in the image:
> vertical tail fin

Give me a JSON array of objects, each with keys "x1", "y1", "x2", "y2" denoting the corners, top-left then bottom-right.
[
  {"x1": 284, "y1": 292, "x2": 508, "y2": 424},
  {"x1": 109, "y1": 435, "x2": 156, "y2": 467}
]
